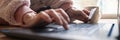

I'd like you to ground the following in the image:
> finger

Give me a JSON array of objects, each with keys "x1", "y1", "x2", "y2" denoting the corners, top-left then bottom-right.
[
  {"x1": 55, "y1": 8, "x2": 70, "y2": 22},
  {"x1": 59, "y1": 14, "x2": 69, "y2": 30},
  {"x1": 38, "y1": 11, "x2": 52, "y2": 23},
  {"x1": 83, "y1": 9, "x2": 90, "y2": 15},
  {"x1": 45, "y1": 9, "x2": 63, "y2": 25},
  {"x1": 81, "y1": 11, "x2": 89, "y2": 21},
  {"x1": 77, "y1": 10, "x2": 88, "y2": 19},
  {"x1": 74, "y1": 10, "x2": 89, "y2": 23}
]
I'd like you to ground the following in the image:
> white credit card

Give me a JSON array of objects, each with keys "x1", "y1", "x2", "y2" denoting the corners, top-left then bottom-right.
[{"x1": 88, "y1": 8, "x2": 97, "y2": 20}]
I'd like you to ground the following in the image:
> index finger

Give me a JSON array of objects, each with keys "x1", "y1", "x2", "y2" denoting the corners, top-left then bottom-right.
[
  {"x1": 59, "y1": 14, "x2": 69, "y2": 30},
  {"x1": 45, "y1": 9, "x2": 63, "y2": 25},
  {"x1": 55, "y1": 8, "x2": 70, "y2": 22}
]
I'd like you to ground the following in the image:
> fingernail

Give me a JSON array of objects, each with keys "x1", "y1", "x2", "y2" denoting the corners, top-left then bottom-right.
[{"x1": 64, "y1": 25, "x2": 69, "y2": 30}]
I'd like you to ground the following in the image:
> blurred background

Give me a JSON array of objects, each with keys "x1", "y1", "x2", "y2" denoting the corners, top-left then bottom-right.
[{"x1": 73, "y1": 0, "x2": 119, "y2": 19}]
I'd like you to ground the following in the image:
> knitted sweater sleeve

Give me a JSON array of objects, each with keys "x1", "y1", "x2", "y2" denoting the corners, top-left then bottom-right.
[{"x1": 0, "y1": 0, "x2": 30, "y2": 25}]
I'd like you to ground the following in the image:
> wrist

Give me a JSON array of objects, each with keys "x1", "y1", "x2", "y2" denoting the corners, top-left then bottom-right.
[{"x1": 15, "y1": 5, "x2": 37, "y2": 27}]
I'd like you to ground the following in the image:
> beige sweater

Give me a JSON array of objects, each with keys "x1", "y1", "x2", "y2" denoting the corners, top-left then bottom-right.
[
  {"x1": 0, "y1": 0, "x2": 30, "y2": 25},
  {"x1": 30, "y1": 0, "x2": 69, "y2": 11},
  {"x1": 0, "y1": 0, "x2": 72, "y2": 25}
]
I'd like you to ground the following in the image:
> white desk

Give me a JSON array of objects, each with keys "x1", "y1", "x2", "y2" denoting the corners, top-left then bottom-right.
[{"x1": 93, "y1": 19, "x2": 118, "y2": 40}]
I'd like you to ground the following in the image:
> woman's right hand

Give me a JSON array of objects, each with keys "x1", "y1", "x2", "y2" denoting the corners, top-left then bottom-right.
[
  {"x1": 36, "y1": 8, "x2": 70, "y2": 30},
  {"x1": 21, "y1": 8, "x2": 70, "y2": 30},
  {"x1": 15, "y1": 4, "x2": 70, "y2": 30}
]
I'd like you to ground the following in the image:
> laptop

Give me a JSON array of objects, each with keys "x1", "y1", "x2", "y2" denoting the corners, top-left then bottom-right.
[{"x1": 0, "y1": 8, "x2": 115, "y2": 40}]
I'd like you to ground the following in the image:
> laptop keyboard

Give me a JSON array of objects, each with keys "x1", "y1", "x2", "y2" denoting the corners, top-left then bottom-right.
[
  {"x1": 1, "y1": 23, "x2": 105, "y2": 37},
  {"x1": 0, "y1": 23, "x2": 105, "y2": 36},
  {"x1": 30, "y1": 23, "x2": 105, "y2": 35}
]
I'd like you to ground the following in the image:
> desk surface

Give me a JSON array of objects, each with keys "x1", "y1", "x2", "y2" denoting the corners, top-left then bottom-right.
[
  {"x1": 94, "y1": 19, "x2": 118, "y2": 40},
  {"x1": 0, "y1": 19, "x2": 118, "y2": 40}
]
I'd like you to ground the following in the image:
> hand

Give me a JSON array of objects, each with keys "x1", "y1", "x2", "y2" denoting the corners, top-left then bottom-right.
[
  {"x1": 15, "y1": 5, "x2": 70, "y2": 30},
  {"x1": 37, "y1": 8, "x2": 70, "y2": 30},
  {"x1": 82, "y1": 9, "x2": 90, "y2": 16},
  {"x1": 50, "y1": 0, "x2": 90, "y2": 23},
  {"x1": 22, "y1": 8, "x2": 70, "y2": 30},
  {"x1": 24, "y1": 9, "x2": 70, "y2": 30},
  {"x1": 66, "y1": 8, "x2": 90, "y2": 23},
  {"x1": 82, "y1": 9, "x2": 90, "y2": 23}
]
